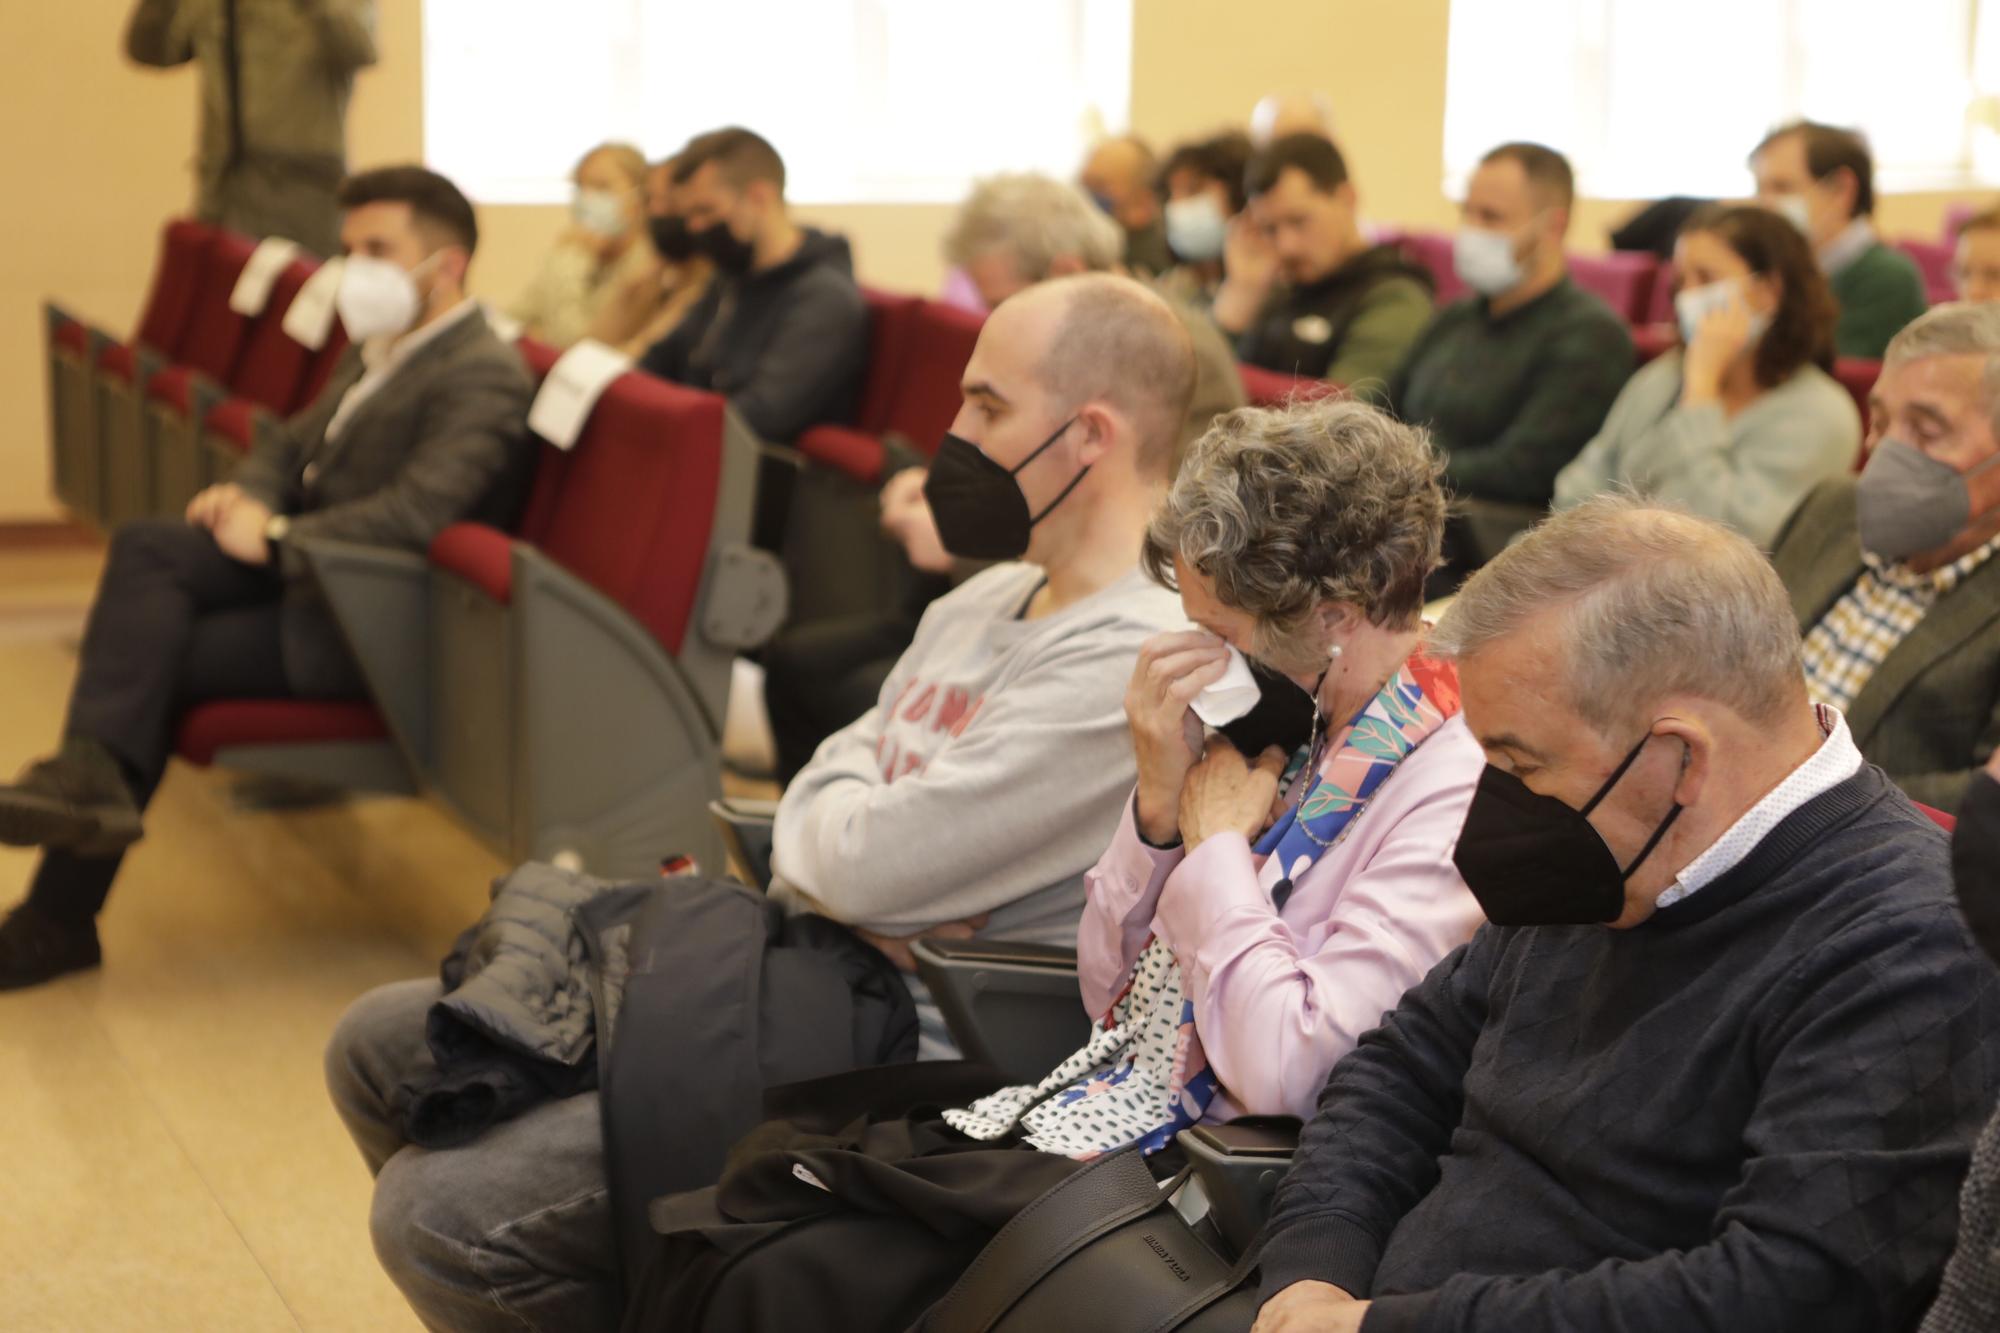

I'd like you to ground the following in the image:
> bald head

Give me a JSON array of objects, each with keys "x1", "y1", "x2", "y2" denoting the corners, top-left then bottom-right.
[
  {"x1": 1251, "y1": 92, "x2": 1336, "y2": 148},
  {"x1": 1434, "y1": 497, "x2": 1805, "y2": 735},
  {"x1": 994, "y1": 274, "x2": 1194, "y2": 479},
  {"x1": 1080, "y1": 137, "x2": 1160, "y2": 231}
]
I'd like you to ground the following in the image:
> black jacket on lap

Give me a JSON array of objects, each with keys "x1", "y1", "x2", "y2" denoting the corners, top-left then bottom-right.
[
  {"x1": 1259, "y1": 764, "x2": 2000, "y2": 1333},
  {"x1": 638, "y1": 227, "x2": 868, "y2": 443}
]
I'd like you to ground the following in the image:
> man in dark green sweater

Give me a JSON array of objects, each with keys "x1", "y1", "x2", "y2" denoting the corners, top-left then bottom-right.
[
  {"x1": 1212, "y1": 134, "x2": 1434, "y2": 393},
  {"x1": 1380, "y1": 143, "x2": 1633, "y2": 510},
  {"x1": 1251, "y1": 497, "x2": 2000, "y2": 1333},
  {"x1": 1753, "y1": 120, "x2": 1929, "y2": 359}
]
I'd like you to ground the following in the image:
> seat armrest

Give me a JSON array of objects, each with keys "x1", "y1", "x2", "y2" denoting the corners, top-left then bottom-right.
[
  {"x1": 911, "y1": 937, "x2": 1080, "y2": 970},
  {"x1": 796, "y1": 424, "x2": 887, "y2": 484},
  {"x1": 1179, "y1": 1117, "x2": 1303, "y2": 1258},
  {"x1": 709, "y1": 797, "x2": 777, "y2": 890},
  {"x1": 428, "y1": 522, "x2": 516, "y2": 605}
]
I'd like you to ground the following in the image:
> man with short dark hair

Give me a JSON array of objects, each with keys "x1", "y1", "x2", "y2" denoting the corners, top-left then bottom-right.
[
  {"x1": 1956, "y1": 208, "x2": 2000, "y2": 304},
  {"x1": 1384, "y1": 142, "x2": 1633, "y2": 518},
  {"x1": 1213, "y1": 133, "x2": 1433, "y2": 389},
  {"x1": 0, "y1": 165, "x2": 535, "y2": 987},
  {"x1": 1752, "y1": 121, "x2": 1929, "y2": 358},
  {"x1": 637, "y1": 126, "x2": 867, "y2": 444},
  {"x1": 1252, "y1": 497, "x2": 2000, "y2": 1333}
]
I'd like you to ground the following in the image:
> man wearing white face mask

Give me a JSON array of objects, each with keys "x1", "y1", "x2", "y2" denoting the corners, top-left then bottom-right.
[
  {"x1": 1556, "y1": 205, "x2": 1859, "y2": 545},
  {"x1": 1751, "y1": 122, "x2": 1929, "y2": 360},
  {"x1": 1773, "y1": 302, "x2": 2000, "y2": 813},
  {"x1": 1382, "y1": 143, "x2": 1632, "y2": 529},
  {"x1": 0, "y1": 165, "x2": 534, "y2": 988},
  {"x1": 509, "y1": 141, "x2": 653, "y2": 349},
  {"x1": 1213, "y1": 133, "x2": 1434, "y2": 390}
]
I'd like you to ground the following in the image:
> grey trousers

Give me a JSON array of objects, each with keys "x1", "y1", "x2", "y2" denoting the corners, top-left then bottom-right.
[{"x1": 324, "y1": 979, "x2": 621, "y2": 1332}]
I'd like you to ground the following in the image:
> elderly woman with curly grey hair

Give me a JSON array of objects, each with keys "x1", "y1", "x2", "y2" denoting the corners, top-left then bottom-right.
[{"x1": 616, "y1": 398, "x2": 1489, "y2": 1333}]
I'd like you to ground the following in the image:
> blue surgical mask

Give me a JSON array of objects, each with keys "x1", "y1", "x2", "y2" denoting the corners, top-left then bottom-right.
[
  {"x1": 1453, "y1": 226, "x2": 1525, "y2": 297},
  {"x1": 1165, "y1": 194, "x2": 1228, "y2": 263}
]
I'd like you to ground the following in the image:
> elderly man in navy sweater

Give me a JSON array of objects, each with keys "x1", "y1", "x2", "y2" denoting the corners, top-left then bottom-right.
[{"x1": 1253, "y1": 496, "x2": 2000, "y2": 1333}]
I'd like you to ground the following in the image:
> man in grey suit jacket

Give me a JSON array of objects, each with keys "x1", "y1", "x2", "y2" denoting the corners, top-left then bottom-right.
[
  {"x1": 0, "y1": 166, "x2": 533, "y2": 988},
  {"x1": 1772, "y1": 303, "x2": 2000, "y2": 814}
]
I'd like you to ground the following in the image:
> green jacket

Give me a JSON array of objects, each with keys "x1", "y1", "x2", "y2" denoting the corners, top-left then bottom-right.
[
  {"x1": 1829, "y1": 241, "x2": 1929, "y2": 361},
  {"x1": 1771, "y1": 478, "x2": 2000, "y2": 812},
  {"x1": 126, "y1": 0, "x2": 377, "y2": 256}
]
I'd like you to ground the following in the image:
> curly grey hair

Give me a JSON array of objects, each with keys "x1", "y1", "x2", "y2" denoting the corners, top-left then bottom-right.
[
  {"x1": 1885, "y1": 301, "x2": 2000, "y2": 440},
  {"x1": 944, "y1": 173, "x2": 1124, "y2": 280},
  {"x1": 1141, "y1": 399, "x2": 1447, "y2": 664},
  {"x1": 1430, "y1": 495, "x2": 1804, "y2": 734}
]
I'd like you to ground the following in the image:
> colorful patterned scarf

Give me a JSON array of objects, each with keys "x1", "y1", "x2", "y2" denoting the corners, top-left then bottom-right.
[{"x1": 943, "y1": 657, "x2": 1458, "y2": 1159}]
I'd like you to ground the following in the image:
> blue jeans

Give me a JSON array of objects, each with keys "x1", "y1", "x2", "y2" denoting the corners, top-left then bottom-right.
[{"x1": 324, "y1": 979, "x2": 619, "y2": 1332}]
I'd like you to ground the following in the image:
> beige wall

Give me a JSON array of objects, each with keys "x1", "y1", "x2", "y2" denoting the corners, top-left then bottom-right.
[{"x1": 0, "y1": 0, "x2": 1978, "y2": 520}]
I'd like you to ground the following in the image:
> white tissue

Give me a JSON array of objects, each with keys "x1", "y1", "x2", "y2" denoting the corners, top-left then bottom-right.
[{"x1": 1191, "y1": 645, "x2": 1260, "y2": 727}]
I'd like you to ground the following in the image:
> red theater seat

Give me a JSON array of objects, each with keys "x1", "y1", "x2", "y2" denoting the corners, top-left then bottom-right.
[
  {"x1": 1238, "y1": 362, "x2": 1340, "y2": 407},
  {"x1": 1570, "y1": 251, "x2": 1658, "y2": 323},
  {"x1": 175, "y1": 700, "x2": 389, "y2": 766}
]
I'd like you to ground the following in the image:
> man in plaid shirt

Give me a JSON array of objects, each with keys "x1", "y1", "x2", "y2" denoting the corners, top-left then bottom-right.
[{"x1": 1773, "y1": 303, "x2": 2000, "y2": 813}]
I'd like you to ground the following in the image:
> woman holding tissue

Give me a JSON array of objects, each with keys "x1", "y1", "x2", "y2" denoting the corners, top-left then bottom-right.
[
  {"x1": 625, "y1": 399, "x2": 1488, "y2": 1331},
  {"x1": 1553, "y1": 204, "x2": 1858, "y2": 547}
]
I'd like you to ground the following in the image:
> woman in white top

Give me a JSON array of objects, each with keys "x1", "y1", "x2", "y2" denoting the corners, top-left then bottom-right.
[
  {"x1": 510, "y1": 141, "x2": 655, "y2": 348},
  {"x1": 1555, "y1": 204, "x2": 1860, "y2": 546}
]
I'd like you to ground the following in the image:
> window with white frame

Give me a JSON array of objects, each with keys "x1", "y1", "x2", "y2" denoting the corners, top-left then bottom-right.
[
  {"x1": 1443, "y1": 0, "x2": 2000, "y2": 199},
  {"x1": 423, "y1": 0, "x2": 1133, "y2": 206}
]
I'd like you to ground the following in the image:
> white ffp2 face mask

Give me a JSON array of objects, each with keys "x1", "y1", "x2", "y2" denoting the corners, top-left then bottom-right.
[
  {"x1": 1453, "y1": 225, "x2": 1526, "y2": 296},
  {"x1": 572, "y1": 187, "x2": 628, "y2": 239},
  {"x1": 334, "y1": 253, "x2": 434, "y2": 341},
  {"x1": 1674, "y1": 278, "x2": 1772, "y2": 347},
  {"x1": 1165, "y1": 194, "x2": 1228, "y2": 263}
]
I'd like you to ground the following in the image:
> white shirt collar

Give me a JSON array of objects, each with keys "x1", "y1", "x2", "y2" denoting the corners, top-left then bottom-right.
[
  {"x1": 1820, "y1": 218, "x2": 1878, "y2": 278},
  {"x1": 1657, "y1": 705, "x2": 1862, "y2": 909}
]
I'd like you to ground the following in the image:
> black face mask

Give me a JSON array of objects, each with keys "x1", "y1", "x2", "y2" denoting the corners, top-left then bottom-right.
[
  {"x1": 923, "y1": 418, "x2": 1088, "y2": 561},
  {"x1": 1452, "y1": 733, "x2": 1685, "y2": 927},
  {"x1": 691, "y1": 220, "x2": 755, "y2": 275},
  {"x1": 1954, "y1": 773, "x2": 2000, "y2": 969},
  {"x1": 648, "y1": 214, "x2": 697, "y2": 262},
  {"x1": 1216, "y1": 658, "x2": 1319, "y2": 759}
]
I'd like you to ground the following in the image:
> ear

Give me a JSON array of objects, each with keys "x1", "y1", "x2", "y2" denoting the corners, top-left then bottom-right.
[
  {"x1": 1332, "y1": 180, "x2": 1358, "y2": 212},
  {"x1": 1046, "y1": 253, "x2": 1088, "y2": 278},
  {"x1": 1825, "y1": 166, "x2": 1860, "y2": 216},
  {"x1": 1073, "y1": 401, "x2": 1121, "y2": 467},
  {"x1": 1652, "y1": 714, "x2": 1711, "y2": 810},
  {"x1": 1314, "y1": 600, "x2": 1359, "y2": 639}
]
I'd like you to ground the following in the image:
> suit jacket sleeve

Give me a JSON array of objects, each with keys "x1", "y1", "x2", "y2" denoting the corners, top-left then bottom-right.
[
  {"x1": 231, "y1": 394, "x2": 332, "y2": 515},
  {"x1": 276, "y1": 354, "x2": 532, "y2": 572},
  {"x1": 302, "y1": 0, "x2": 378, "y2": 70}
]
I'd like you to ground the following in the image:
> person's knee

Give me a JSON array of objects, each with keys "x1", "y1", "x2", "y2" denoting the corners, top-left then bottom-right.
[
  {"x1": 324, "y1": 979, "x2": 438, "y2": 1112},
  {"x1": 369, "y1": 1149, "x2": 476, "y2": 1290}
]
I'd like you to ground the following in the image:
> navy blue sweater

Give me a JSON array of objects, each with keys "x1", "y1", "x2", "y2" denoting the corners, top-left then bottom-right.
[{"x1": 1258, "y1": 764, "x2": 2000, "y2": 1332}]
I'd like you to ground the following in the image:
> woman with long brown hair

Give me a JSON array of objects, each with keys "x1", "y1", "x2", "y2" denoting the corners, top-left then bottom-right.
[{"x1": 1554, "y1": 203, "x2": 1861, "y2": 546}]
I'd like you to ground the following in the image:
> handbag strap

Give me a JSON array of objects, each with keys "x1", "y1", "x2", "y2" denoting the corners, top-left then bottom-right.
[
  {"x1": 918, "y1": 1149, "x2": 1180, "y2": 1333},
  {"x1": 1136, "y1": 1231, "x2": 1265, "y2": 1333}
]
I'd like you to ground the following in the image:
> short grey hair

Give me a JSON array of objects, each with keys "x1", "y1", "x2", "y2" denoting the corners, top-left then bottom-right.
[
  {"x1": 1142, "y1": 399, "x2": 1446, "y2": 641},
  {"x1": 1886, "y1": 301, "x2": 2000, "y2": 440},
  {"x1": 944, "y1": 173, "x2": 1123, "y2": 280},
  {"x1": 1431, "y1": 496, "x2": 1805, "y2": 735}
]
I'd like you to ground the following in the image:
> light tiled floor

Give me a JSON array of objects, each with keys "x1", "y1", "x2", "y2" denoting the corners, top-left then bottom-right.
[{"x1": 0, "y1": 547, "x2": 504, "y2": 1331}]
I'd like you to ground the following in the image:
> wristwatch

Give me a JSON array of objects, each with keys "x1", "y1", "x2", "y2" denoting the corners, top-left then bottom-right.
[{"x1": 264, "y1": 513, "x2": 292, "y2": 558}]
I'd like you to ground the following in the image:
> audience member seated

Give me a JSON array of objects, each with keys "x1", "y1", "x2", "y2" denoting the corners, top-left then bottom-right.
[
  {"x1": 1773, "y1": 303, "x2": 2000, "y2": 813},
  {"x1": 622, "y1": 398, "x2": 1487, "y2": 1331},
  {"x1": 637, "y1": 126, "x2": 867, "y2": 443},
  {"x1": 1079, "y1": 134, "x2": 1173, "y2": 276},
  {"x1": 506, "y1": 141, "x2": 654, "y2": 348},
  {"x1": 326, "y1": 274, "x2": 1196, "y2": 1330},
  {"x1": 1556, "y1": 204, "x2": 1859, "y2": 546},
  {"x1": 1252, "y1": 496, "x2": 2000, "y2": 1333},
  {"x1": 1213, "y1": 133, "x2": 1433, "y2": 391},
  {"x1": 1922, "y1": 746, "x2": 2000, "y2": 1333},
  {"x1": 761, "y1": 174, "x2": 1246, "y2": 784},
  {"x1": 581, "y1": 154, "x2": 712, "y2": 358},
  {"x1": 0, "y1": 166, "x2": 534, "y2": 988},
  {"x1": 1752, "y1": 120, "x2": 1929, "y2": 359},
  {"x1": 1956, "y1": 206, "x2": 2000, "y2": 304},
  {"x1": 1250, "y1": 89, "x2": 1336, "y2": 147},
  {"x1": 1155, "y1": 130, "x2": 1253, "y2": 312},
  {"x1": 1382, "y1": 142, "x2": 1632, "y2": 528}
]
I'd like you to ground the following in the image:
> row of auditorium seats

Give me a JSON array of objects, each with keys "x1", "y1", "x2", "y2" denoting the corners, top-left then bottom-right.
[{"x1": 47, "y1": 221, "x2": 787, "y2": 878}]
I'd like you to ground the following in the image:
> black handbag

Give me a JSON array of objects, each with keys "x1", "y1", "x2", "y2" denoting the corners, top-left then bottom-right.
[{"x1": 912, "y1": 1148, "x2": 1261, "y2": 1333}]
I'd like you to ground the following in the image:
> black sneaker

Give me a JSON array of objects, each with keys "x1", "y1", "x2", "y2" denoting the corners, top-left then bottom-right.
[
  {"x1": 0, "y1": 738, "x2": 142, "y2": 856},
  {"x1": 0, "y1": 902, "x2": 101, "y2": 990}
]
